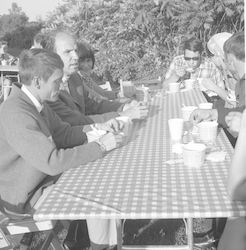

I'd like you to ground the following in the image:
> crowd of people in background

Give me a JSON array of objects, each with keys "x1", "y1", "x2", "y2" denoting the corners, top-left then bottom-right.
[{"x1": 0, "y1": 29, "x2": 245, "y2": 250}]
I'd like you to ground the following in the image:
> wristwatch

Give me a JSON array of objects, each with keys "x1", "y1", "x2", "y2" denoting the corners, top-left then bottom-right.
[{"x1": 94, "y1": 139, "x2": 107, "y2": 153}]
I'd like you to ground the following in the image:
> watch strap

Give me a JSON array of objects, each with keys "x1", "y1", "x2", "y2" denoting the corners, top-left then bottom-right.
[{"x1": 94, "y1": 139, "x2": 107, "y2": 153}]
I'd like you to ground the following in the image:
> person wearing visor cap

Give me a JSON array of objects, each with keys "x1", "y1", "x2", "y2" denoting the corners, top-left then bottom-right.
[
  {"x1": 163, "y1": 36, "x2": 225, "y2": 102},
  {"x1": 207, "y1": 32, "x2": 238, "y2": 108}
]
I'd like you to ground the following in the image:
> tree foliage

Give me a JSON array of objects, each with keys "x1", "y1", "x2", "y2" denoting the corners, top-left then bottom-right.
[
  {"x1": 0, "y1": 2, "x2": 29, "y2": 37},
  {"x1": 1, "y1": 0, "x2": 244, "y2": 83},
  {"x1": 43, "y1": 0, "x2": 244, "y2": 83},
  {"x1": 0, "y1": 2, "x2": 43, "y2": 49}
]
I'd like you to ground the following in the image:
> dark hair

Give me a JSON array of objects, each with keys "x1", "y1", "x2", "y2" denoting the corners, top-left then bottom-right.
[
  {"x1": 33, "y1": 33, "x2": 44, "y2": 44},
  {"x1": 77, "y1": 43, "x2": 95, "y2": 69},
  {"x1": 18, "y1": 48, "x2": 64, "y2": 85},
  {"x1": 183, "y1": 36, "x2": 203, "y2": 54},
  {"x1": 223, "y1": 32, "x2": 245, "y2": 62},
  {"x1": 32, "y1": 32, "x2": 47, "y2": 49}
]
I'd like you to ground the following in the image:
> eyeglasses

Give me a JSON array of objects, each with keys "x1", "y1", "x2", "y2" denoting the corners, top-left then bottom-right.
[{"x1": 184, "y1": 56, "x2": 200, "y2": 61}]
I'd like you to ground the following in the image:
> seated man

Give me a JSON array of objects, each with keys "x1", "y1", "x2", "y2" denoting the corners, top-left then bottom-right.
[
  {"x1": 163, "y1": 36, "x2": 226, "y2": 102},
  {"x1": 189, "y1": 32, "x2": 245, "y2": 136},
  {"x1": 43, "y1": 29, "x2": 148, "y2": 125},
  {"x1": 206, "y1": 32, "x2": 238, "y2": 108},
  {"x1": 0, "y1": 48, "x2": 123, "y2": 246},
  {"x1": 217, "y1": 110, "x2": 246, "y2": 250}
]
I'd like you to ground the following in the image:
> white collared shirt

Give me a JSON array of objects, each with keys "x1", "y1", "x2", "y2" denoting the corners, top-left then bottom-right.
[
  {"x1": 21, "y1": 85, "x2": 44, "y2": 113},
  {"x1": 59, "y1": 75, "x2": 70, "y2": 93}
]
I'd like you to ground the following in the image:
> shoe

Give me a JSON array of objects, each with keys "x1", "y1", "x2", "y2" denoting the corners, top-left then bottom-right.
[{"x1": 194, "y1": 230, "x2": 219, "y2": 249}]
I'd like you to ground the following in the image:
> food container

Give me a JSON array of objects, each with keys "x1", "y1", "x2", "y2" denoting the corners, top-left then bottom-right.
[
  {"x1": 182, "y1": 143, "x2": 206, "y2": 168},
  {"x1": 197, "y1": 122, "x2": 218, "y2": 142},
  {"x1": 181, "y1": 106, "x2": 198, "y2": 122}
]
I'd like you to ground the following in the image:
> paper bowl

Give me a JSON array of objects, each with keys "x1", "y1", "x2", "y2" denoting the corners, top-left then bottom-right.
[
  {"x1": 181, "y1": 106, "x2": 198, "y2": 121},
  {"x1": 182, "y1": 143, "x2": 206, "y2": 168},
  {"x1": 197, "y1": 122, "x2": 218, "y2": 142},
  {"x1": 169, "y1": 82, "x2": 180, "y2": 93},
  {"x1": 184, "y1": 79, "x2": 196, "y2": 89}
]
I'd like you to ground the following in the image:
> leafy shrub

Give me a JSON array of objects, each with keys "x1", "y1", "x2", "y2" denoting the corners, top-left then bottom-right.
[{"x1": 43, "y1": 0, "x2": 243, "y2": 84}]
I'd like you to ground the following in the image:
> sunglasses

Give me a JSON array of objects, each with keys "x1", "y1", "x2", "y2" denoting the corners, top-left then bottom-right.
[{"x1": 184, "y1": 56, "x2": 200, "y2": 61}]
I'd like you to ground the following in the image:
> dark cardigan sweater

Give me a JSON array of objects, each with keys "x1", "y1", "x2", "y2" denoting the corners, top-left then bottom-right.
[{"x1": 0, "y1": 84, "x2": 103, "y2": 214}]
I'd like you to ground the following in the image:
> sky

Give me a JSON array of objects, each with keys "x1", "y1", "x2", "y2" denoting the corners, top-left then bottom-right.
[{"x1": 0, "y1": 0, "x2": 65, "y2": 21}]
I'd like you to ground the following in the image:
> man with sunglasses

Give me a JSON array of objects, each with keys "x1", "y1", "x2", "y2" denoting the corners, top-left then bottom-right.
[{"x1": 163, "y1": 36, "x2": 225, "y2": 100}]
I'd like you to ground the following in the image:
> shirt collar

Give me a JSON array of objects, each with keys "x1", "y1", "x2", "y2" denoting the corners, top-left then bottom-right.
[
  {"x1": 21, "y1": 84, "x2": 44, "y2": 113},
  {"x1": 78, "y1": 71, "x2": 90, "y2": 80},
  {"x1": 59, "y1": 75, "x2": 70, "y2": 91}
]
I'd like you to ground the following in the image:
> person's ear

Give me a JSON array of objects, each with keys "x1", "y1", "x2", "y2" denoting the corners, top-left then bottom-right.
[
  {"x1": 226, "y1": 54, "x2": 234, "y2": 65},
  {"x1": 33, "y1": 76, "x2": 42, "y2": 89}
]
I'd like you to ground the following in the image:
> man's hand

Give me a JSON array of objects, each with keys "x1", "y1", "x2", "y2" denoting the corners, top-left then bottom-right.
[
  {"x1": 96, "y1": 119, "x2": 124, "y2": 133},
  {"x1": 225, "y1": 112, "x2": 243, "y2": 133},
  {"x1": 122, "y1": 100, "x2": 139, "y2": 111},
  {"x1": 118, "y1": 89, "x2": 136, "y2": 99},
  {"x1": 189, "y1": 108, "x2": 218, "y2": 125},
  {"x1": 99, "y1": 132, "x2": 124, "y2": 151},
  {"x1": 175, "y1": 68, "x2": 186, "y2": 78},
  {"x1": 119, "y1": 101, "x2": 149, "y2": 120}
]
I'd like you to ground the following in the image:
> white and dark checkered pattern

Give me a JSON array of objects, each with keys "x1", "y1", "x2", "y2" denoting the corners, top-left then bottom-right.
[{"x1": 34, "y1": 88, "x2": 246, "y2": 221}]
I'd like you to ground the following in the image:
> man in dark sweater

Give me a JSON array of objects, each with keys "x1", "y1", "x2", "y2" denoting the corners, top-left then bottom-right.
[{"x1": 43, "y1": 30, "x2": 149, "y2": 125}]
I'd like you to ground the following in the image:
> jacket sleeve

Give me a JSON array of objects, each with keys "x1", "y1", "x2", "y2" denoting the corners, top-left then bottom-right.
[
  {"x1": 1, "y1": 103, "x2": 102, "y2": 176},
  {"x1": 82, "y1": 79, "x2": 123, "y2": 115},
  {"x1": 48, "y1": 98, "x2": 95, "y2": 126}
]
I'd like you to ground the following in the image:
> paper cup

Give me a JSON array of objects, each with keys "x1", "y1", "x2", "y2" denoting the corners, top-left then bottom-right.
[
  {"x1": 182, "y1": 143, "x2": 206, "y2": 168},
  {"x1": 120, "y1": 81, "x2": 135, "y2": 94},
  {"x1": 168, "y1": 118, "x2": 184, "y2": 141},
  {"x1": 136, "y1": 87, "x2": 150, "y2": 103},
  {"x1": 87, "y1": 130, "x2": 107, "y2": 143},
  {"x1": 136, "y1": 89, "x2": 145, "y2": 102},
  {"x1": 198, "y1": 122, "x2": 218, "y2": 142},
  {"x1": 1, "y1": 60, "x2": 7, "y2": 66},
  {"x1": 199, "y1": 103, "x2": 213, "y2": 109},
  {"x1": 169, "y1": 82, "x2": 180, "y2": 93},
  {"x1": 181, "y1": 106, "x2": 198, "y2": 121},
  {"x1": 116, "y1": 116, "x2": 130, "y2": 136},
  {"x1": 184, "y1": 79, "x2": 196, "y2": 89}
]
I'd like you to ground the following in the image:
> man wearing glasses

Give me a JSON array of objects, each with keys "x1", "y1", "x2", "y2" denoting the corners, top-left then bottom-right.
[{"x1": 163, "y1": 36, "x2": 225, "y2": 101}]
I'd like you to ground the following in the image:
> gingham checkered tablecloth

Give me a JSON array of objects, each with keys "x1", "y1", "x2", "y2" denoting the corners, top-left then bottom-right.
[{"x1": 34, "y1": 88, "x2": 246, "y2": 221}]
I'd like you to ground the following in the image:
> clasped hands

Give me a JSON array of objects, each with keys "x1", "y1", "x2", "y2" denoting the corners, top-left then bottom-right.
[
  {"x1": 189, "y1": 108, "x2": 243, "y2": 133},
  {"x1": 120, "y1": 100, "x2": 149, "y2": 119},
  {"x1": 94, "y1": 118, "x2": 125, "y2": 152}
]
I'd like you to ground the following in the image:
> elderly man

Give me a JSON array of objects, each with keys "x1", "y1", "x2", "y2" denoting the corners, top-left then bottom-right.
[
  {"x1": 190, "y1": 32, "x2": 245, "y2": 135},
  {"x1": 43, "y1": 29, "x2": 148, "y2": 125}
]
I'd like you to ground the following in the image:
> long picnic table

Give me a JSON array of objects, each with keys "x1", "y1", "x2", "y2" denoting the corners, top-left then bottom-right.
[{"x1": 34, "y1": 87, "x2": 246, "y2": 250}]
